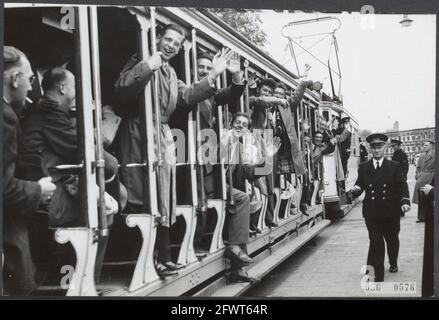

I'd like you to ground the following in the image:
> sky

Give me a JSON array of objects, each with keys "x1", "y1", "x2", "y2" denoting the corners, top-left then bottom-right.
[{"x1": 257, "y1": 11, "x2": 436, "y2": 132}]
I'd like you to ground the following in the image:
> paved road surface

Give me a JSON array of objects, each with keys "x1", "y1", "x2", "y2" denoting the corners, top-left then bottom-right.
[{"x1": 246, "y1": 164, "x2": 424, "y2": 297}]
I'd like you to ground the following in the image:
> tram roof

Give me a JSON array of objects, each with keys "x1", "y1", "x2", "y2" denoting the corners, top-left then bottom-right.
[
  {"x1": 160, "y1": 7, "x2": 322, "y2": 103},
  {"x1": 4, "y1": 4, "x2": 323, "y2": 104},
  {"x1": 319, "y1": 101, "x2": 359, "y2": 126}
]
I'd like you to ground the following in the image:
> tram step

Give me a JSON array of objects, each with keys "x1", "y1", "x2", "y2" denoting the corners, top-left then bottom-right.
[{"x1": 209, "y1": 219, "x2": 331, "y2": 297}]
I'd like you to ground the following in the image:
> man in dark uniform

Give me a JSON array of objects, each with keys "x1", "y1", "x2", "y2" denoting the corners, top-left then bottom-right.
[
  {"x1": 349, "y1": 133, "x2": 411, "y2": 282},
  {"x1": 390, "y1": 139, "x2": 409, "y2": 217}
]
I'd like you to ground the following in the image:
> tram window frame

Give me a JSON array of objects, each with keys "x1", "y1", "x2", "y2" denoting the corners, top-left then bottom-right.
[
  {"x1": 96, "y1": 7, "x2": 138, "y2": 109},
  {"x1": 4, "y1": 7, "x2": 101, "y2": 227}
]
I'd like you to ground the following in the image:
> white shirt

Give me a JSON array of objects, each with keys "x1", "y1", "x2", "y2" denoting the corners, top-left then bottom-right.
[{"x1": 374, "y1": 157, "x2": 384, "y2": 169}]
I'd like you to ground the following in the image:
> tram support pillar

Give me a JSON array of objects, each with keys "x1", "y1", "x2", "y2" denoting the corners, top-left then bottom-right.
[
  {"x1": 55, "y1": 228, "x2": 98, "y2": 296},
  {"x1": 176, "y1": 205, "x2": 197, "y2": 265},
  {"x1": 125, "y1": 214, "x2": 159, "y2": 292},
  {"x1": 207, "y1": 199, "x2": 226, "y2": 253}
]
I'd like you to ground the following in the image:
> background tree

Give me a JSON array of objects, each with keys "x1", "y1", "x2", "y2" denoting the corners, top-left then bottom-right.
[{"x1": 206, "y1": 8, "x2": 268, "y2": 49}]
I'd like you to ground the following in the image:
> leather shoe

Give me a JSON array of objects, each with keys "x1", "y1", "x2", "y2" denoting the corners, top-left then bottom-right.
[
  {"x1": 225, "y1": 247, "x2": 254, "y2": 265},
  {"x1": 231, "y1": 269, "x2": 257, "y2": 283},
  {"x1": 389, "y1": 265, "x2": 398, "y2": 273},
  {"x1": 265, "y1": 221, "x2": 278, "y2": 228},
  {"x1": 250, "y1": 226, "x2": 262, "y2": 234},
  {"x1": 416, "y1": 220, "x2": 425, "y2": 223}
]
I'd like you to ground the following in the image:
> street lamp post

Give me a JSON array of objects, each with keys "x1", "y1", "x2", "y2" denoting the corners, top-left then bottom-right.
[{"x1": 400, "y1": 14, "x2": 413, "y2": 27}]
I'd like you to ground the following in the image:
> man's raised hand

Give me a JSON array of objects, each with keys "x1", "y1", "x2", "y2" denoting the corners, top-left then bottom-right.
[{"x1": 209, "y1": 48, "x2": 234, "y2": 81}]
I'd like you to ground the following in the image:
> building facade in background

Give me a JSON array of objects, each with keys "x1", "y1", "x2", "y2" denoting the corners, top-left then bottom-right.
[{"x1": 384, "y1": 127, "x2": 435, "y2": 164}]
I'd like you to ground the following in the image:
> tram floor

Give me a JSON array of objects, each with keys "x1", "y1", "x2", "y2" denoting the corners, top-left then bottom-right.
[{"x1": 245, "y1": 166, "x2": 425, "y2": 298}]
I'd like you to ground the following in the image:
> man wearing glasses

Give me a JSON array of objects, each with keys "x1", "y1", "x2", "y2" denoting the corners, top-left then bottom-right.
[
  {"x1": 348, "y1": 133, "x2": 410, "y2": 282},
  {"x1": 311, "y1": 131, "x2": 335, "y2": 203}
]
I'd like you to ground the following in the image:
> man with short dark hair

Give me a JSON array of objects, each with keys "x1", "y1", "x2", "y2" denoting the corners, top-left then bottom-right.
[
  {"x1": 390, "y1": 139, "x2": 409, "y2": 218},
  {"x1": 170, "y1": 49, "x2": 246, "y2": 255},
  {"x1": 349, "y1": 133, "x2": 411, "y2": 282},
  {"x1": 3, "y1": 46, "x2": 56, "y2": 295},
  {"x1": 170, "y1": 49, "x2": 245, "y2": 207}
]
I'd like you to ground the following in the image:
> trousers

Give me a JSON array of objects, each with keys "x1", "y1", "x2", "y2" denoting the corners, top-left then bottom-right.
[{"x1": 365, "y1": 215, "x2": 400, "y2": 280}]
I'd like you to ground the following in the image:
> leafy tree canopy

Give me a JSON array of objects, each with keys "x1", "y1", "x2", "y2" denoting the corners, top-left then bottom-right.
[{"x1": 207, "y1": 8, "x2": 268, "y2": 48}]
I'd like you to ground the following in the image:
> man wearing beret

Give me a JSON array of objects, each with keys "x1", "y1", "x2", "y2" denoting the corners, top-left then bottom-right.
[{"x1": 349, "y1": 133, "x2": 411, "y2": 282}]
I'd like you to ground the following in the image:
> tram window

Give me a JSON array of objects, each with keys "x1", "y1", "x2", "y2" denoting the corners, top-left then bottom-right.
[{"x1": 5, "y1": 8, "x2": 75, "y2": 107}]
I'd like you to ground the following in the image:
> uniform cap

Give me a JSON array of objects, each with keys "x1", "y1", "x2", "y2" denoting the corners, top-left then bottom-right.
[{"x1": 366, "y1": 133, "x2": 388, "y2": 146}]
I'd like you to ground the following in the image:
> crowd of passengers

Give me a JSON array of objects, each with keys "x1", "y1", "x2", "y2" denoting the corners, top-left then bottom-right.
[{"x1": 3, "y1": 23, "x2": 353, "y2": 296}]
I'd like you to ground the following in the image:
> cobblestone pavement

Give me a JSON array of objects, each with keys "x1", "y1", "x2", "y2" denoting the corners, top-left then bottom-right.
[{"x1": 246, "y1": 165, "x2": 424, "y2": 297}]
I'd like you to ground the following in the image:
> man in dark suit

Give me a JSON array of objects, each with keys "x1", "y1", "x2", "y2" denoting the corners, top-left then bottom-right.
[
  {"x1": 349, "y1": 133, "x2": 411, "y2": 282},
  {"x1": 391, "y1": 139, "x2": 409, "y2": 180},
  {"x1": 169, "y1": 50, "x2": 246, "y2": 253},
  {"x1": 18, "y1": 67, "x2": 121, "y2": 284}
]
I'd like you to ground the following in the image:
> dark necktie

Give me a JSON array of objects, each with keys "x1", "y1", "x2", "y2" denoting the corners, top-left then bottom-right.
[{"x1": 375, "y1": 162, "x2": 380, "y2": 170}]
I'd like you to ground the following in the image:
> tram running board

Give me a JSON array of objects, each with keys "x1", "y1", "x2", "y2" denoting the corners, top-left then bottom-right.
[{"x1": 207, "y1": 219, "x2": 331, "y2": 297}]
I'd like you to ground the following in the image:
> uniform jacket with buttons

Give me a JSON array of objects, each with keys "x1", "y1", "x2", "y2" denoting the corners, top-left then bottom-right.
[{"x1": 353, "y1": 158, "x2": 410, "y2": 219}]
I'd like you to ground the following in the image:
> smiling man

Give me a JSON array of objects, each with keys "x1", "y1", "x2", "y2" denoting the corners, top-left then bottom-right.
[
  {"x1": 169, "y1": 50, "x2": 245, "y2": 250},
  {"x1": 114, "y1": 24, "x2": 232, "y2": 278},
  {"x1": 349, "y1": 133, "x2": 410, "y2": 282}
]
